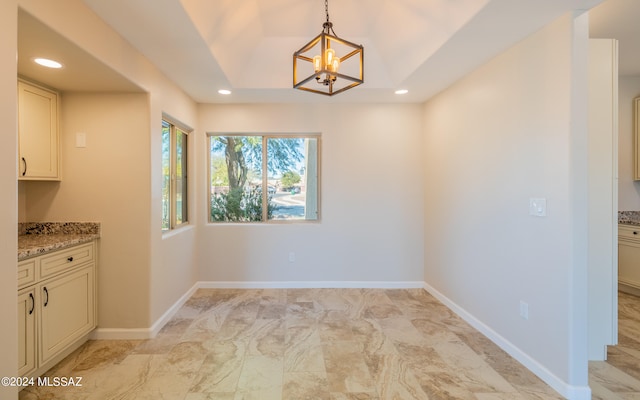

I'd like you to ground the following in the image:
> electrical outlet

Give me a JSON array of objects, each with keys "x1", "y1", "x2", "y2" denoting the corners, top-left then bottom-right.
[
  {"x1": 288, "y1": 252, "x2": 295, "y2": 262},
  {"x1": 520, "y1": 301, "x2": 529, "y2": 320}
]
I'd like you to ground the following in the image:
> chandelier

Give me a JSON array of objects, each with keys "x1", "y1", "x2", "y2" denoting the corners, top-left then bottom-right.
[{"x1": 293, "y1": 0, "x2": 364, "y2": 96}]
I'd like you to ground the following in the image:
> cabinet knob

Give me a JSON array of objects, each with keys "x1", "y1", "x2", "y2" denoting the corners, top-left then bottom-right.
[
  {"x1": 634, "y1": 232, "x2": 638, "y2": 235},
  {"x1": 67, "y1": 256, "x2": 74, "y2": 262}
]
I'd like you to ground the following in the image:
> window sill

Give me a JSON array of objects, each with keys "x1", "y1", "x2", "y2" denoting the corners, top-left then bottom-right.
[{"x1": 162, "y1": 224, "x2": 194, "y2": 239}]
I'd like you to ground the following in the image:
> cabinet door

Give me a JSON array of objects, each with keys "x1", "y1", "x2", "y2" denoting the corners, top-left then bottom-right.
[
  {"x1": 39, "y1": 265, "x2": 95, "y2": 365},
  {"x1": 18, "y1": 287, "x2": 36, "y2": 376},
  {"x1": 619, "y1": 240, "x2": 640, "y2": 290},
  {"x1": 18, "y1": 81, "x2": 59, "y2": 180}
]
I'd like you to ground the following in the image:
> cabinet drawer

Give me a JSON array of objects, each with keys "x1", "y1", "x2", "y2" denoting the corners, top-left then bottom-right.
[
  {"x1": 39, "y1": 243, "x2": 94, "y2": 279},
  {"x1": 18, "y1": 259, "x2": 37, "y2": 290},
  {"x1": 619, "y1": 225, "x2": 640, "y2": 242}
]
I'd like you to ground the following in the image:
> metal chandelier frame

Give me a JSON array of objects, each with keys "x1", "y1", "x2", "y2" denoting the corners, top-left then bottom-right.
[{"x1": 293, "y1": 0, "x2": 364, "y2": 96}]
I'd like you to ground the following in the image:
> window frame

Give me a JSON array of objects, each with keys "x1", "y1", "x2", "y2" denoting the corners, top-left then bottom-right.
[
  {"x1": 207, "y1": 132, "x2": 321, "y2": 224},
  {"x1": 162, "y1": 116, "x2": 191, "y2": 232}
]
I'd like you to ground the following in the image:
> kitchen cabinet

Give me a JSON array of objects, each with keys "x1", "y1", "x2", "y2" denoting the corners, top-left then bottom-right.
[
  {"x1": 17, "y1": 241, "x2": 96, "y2": 381},
  {"x1": 17, "y1": 287, "x2": 36, "y2": 376},
  {"x1": 18, "y1": 79, "x2": 60, "y2": 180},
  {"x1": 39, "y1": 265, "x2": 95, "y2": 364},
  {"x1": 619, "y1": 224, "x2": 640, "y2": 294}
]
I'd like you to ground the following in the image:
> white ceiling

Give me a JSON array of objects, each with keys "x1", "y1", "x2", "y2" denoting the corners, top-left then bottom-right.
[
  {"x1": 17, "y1": 0, "x2": 640, "y2": 103},
  {"x1": 17, "y1": 9, "x2": 142, "y2": 93}
]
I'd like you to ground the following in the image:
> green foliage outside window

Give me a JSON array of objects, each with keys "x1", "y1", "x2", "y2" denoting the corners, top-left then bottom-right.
[
  {"x1": 280, "y1": 170, "x2": 301, "y2": 188},
  {"x1": 210, "y1": 187, "x2": 274, "y2": 222}
]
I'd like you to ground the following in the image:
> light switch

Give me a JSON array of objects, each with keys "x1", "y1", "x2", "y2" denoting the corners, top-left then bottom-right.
[
  {"x1": 76, "y1": 132, "x2": 87, "y2": 148},
  {"x1": 529, "y1": 198, "x2": 547, "y2": 217}
]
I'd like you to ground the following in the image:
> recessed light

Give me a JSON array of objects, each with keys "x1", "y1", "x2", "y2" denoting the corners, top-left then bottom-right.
[
  {"x1": 395, "y1": 89, "x2": 408, "y2": 95},
  {"x1": 218, "y1": 89, "x2": 231, "y2": 95},
  {"x1": 33, "y1": 58, "x2": 63, "y2": 69}
]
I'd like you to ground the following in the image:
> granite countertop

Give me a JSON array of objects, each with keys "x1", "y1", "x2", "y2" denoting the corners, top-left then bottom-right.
[
  {"x1": 18, "y1": 222, "x2": 100, "y2": 261},
  {"x1": 619, "y1": 211, "x2": 640, "y2": 227}
]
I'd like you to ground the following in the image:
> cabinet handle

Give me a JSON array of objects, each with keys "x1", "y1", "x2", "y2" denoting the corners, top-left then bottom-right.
[
  {"x1": 21, "y1": 157, "x2": 27, "y2": 176},
  {"x1": 67, "y1": 256, "x2": 74, "y2": 262},
  {"x1": 29, "y1": 293, "x2": 34, "y2": 315},
  {"x1": 43, "y1": 287, "x2": 49, "y2": 307}
]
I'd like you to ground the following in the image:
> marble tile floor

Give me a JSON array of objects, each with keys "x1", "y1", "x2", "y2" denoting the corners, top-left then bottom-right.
[
  {"x1": 590, "y1": 291, "x2": 640, "y2": 400},
  {"x1": 20, "y1": 288, "x2": 578, "y2": 400}
]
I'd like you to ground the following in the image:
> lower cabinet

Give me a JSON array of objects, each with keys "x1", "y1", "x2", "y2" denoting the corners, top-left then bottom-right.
[
  {"x1": 619, "y1": 225, "x2": 640, "y2": 294},
  {"x1": 17, "y1": 241, "x2": 96, "y2": 381},
  {"x1": 17, "y1": 287, "x2": 36, "y2": 376},
  {"x1": 39, "y1": 265, "x2": 95, "y2": 365}
]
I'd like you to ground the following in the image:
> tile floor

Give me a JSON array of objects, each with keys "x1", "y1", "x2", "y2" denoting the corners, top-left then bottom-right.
[
  {"x1": 17, "y1": 288, "x2": 640, "y2": 399},
  {"x1": 589, "y1": 291, "x2": 640, "y2": 399}
]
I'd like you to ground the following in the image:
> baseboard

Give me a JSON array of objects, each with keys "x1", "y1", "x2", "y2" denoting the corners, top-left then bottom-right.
[
  {"x1": 197, "y1": 280, "x2": 425, "y2": 289},
  {"x1": 619, "y1": 280, "x2": 640, "y2": 297},
  {"x1": 422, "y1": 282, "x2": 591, "y2": 400},
  {"x1": 91, "y1": 282, "x2": 199, "y2": 340}
]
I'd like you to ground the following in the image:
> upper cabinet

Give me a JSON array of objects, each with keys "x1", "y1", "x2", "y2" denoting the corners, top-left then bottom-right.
[{"x1": 18, "y1": 79, "x2": 60, "y2": 181}]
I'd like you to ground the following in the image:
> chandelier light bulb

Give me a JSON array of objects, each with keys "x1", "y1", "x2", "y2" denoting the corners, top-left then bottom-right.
[
  {"x1": 313, "y1": 55, "x2": 322, "y2": 73},
  {"x1": 330, "y1": 57, "x2": 340, "y2": 73},
  {"x1": 325, "y1": 48, "x2": 335, "y2": 69}
]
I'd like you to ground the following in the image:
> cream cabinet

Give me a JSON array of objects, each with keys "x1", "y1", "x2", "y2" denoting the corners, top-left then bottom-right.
[
  {"x1": 619, "y1": 224, "x2": 640, "y2": 294},
  {"x1": 39, "y1": 265, "x2": 95, "y2": 364},
  {"x1": 17, "y1": 79, "x2": 60, "y2": 180},
  {"x1": 17, "y1": 241, "x2": 96, "y2": 381},
  {"x1": 17, "y1": 287, "x2": 36, "y2": 376}
]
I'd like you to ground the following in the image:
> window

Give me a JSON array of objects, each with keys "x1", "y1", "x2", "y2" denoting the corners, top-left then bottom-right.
[
  {"x1": 208, "y1": 134, "x2": 320, "y2": 222},
  {"x1": 162, "y1": 119, "x2": 189, "y2": 231}
]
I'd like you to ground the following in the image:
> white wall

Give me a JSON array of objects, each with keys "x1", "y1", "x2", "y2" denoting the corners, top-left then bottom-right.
[
  {"x1": 18, "y1": 0, "x2": 199, "y2": 331},
  {"x1": 618, "y1": 76, "x2": 640, "y2": 210},
  {"x1": 422, "y1": 13, "x2": 590, "y2": 398},
  {"x1": 0, "y1": 0, "x2": 19, "y2": 398},
  {"x1": 587, "y1": 39, "x2": 618, "y2": 360},
  {"x1": 197, "y1": 103, "x2": 425, "y2": 285},
  {"x1": 150, "y1": 94, "x2": 198, "y2": 328},
  {"x1": 24, "y1": 93, "x2": 152, "y2": 328}
]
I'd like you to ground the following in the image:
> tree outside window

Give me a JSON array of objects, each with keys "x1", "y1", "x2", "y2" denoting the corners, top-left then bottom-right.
[{"x1": 208, "y1": 134, "x2": 319, "y2": 222}]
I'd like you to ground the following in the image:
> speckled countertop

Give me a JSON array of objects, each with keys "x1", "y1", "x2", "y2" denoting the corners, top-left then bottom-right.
[
  {"x1": 619, "y1": 211, "x2": 640, "y2": 227},
  {"x1": 18, "y1": 222, "x2": 100, "y2": 261}
]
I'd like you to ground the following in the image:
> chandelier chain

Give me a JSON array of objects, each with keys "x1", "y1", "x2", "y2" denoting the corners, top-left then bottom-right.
[
  {"x1": 325, "y1": 0, "x2": 329, "y2": 23},
  {"x1": 323, "y1": 0, "x2": 337, "y2": 36}
]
